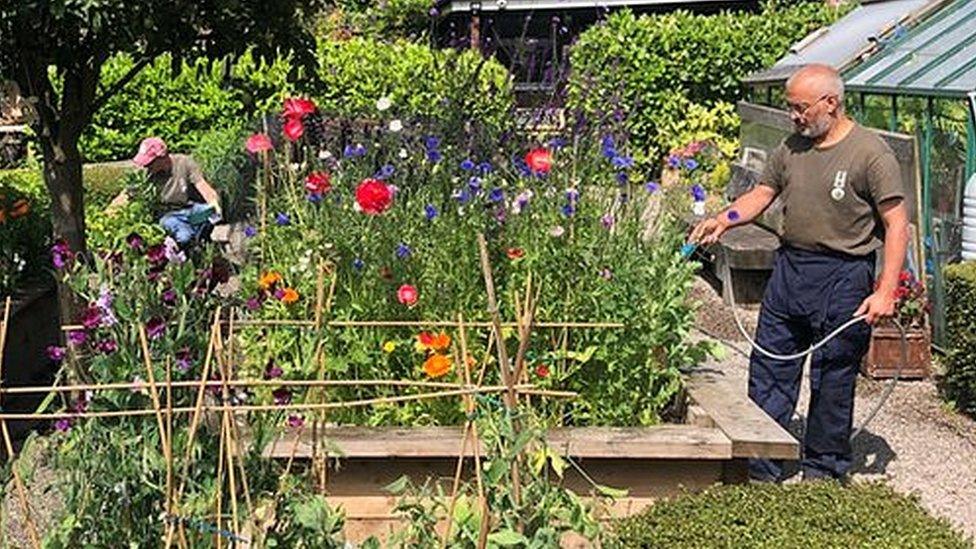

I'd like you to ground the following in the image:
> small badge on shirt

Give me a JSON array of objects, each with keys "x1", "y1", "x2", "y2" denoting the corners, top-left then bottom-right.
[{"x1": 831, "y1": 171, "x2": 847, "y2": 201}]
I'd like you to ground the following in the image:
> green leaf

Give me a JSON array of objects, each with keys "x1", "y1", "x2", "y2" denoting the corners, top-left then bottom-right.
[
  {"x1": 383, "y1": 475, "x2": 411, "y2": 495},
  {"x1": 488, "y1": 529, "x2": 529, "y2": 546},
  {"x1": 595, "y1": 484, "x2": 629, "y2": 499}
]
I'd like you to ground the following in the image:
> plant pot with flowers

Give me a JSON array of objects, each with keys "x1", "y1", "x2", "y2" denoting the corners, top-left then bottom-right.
[{"x1": 863, "y1": 270, "x2": 932, "y2": 379}]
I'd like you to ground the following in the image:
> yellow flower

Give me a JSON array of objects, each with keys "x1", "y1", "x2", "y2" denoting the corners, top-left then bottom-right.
[
  {"x1": 382, "y1": 341, "x2": 397, "y2": 353},
  {"x1": 423, "y1": 353, "x2": 453, "y2": 379}
]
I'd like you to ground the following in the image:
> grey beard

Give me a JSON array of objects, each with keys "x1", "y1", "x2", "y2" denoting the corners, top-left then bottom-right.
[{"x1": 798, "y1": 117, "x2": 831, "y2": 138}]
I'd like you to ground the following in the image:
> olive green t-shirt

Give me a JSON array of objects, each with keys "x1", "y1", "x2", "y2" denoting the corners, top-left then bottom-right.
[
  {"x1": 148, "y1": 154, "x2": 206, "y2": 207},
  {"x1": 760, "y1": 124, "x2": 904, "y2": 256}
]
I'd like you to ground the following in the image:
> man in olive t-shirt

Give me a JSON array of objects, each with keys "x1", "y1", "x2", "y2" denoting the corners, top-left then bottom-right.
[
  {"x1": 108, "y1": 137, "x2": 222, "y2": 245},
  {"x1": 691, "y1": 64, "x2": 909, "y2": 482}
]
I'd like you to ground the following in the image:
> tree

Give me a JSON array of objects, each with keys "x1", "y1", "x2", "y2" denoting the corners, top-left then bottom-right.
[{"x1": 0, "y1": 0, "x2": 323, "y2": 325}]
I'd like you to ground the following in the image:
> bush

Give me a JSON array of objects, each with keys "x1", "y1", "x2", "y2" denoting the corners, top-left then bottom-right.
[
  {"x1": 609, "y1": 482, "x2": 971, "y2": 548},
  {"x1": 0, "y1": 169, "x2": 51, "y2": 294},
  {"x1": 567, "y1": 1, "x2": 845, "y2": 167},
  {"x1": 191, "y1": 124, "x2": 255, "y2": 222},
  {"x1": 943, "y1": 261, "x2": 976, "y2": 418}
]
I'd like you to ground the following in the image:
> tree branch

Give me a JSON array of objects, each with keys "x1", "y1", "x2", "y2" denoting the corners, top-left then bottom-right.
[{"x1": 90, "y1": 54, "x2": 156, "y2": 114}]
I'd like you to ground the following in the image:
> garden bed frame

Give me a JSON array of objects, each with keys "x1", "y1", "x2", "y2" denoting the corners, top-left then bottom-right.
[{"x1": 262, "y1": 369, "x2": 797, "y2": 544}]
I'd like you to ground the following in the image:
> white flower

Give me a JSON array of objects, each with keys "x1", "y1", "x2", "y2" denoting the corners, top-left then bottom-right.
[
  {"x1": 550, "y1": 226, "x2": 565, "y2": 237},
  {"x1": 398, "y1": 148, "x2": 409, "y2": 159},
  {"x1": 289, "y1": 162, "x2": 301, "y2": 172},
  {"x1": 318, "y1": 149, "x2": 332, "y2": 160},
  {"x1": 692, "y1": 201, "x2": 706, "y2": 216},
  {"x1": 376, "y1": 96, "x2": 392, "y2": 111},
  {"x1": 388, "y1": 119, "x2": 403, "y2": 132}
]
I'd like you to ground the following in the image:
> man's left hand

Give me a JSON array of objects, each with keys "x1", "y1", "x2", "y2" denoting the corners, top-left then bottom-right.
[{"x1": 854, "y1": 289, "x2": 897, "y2": 325}]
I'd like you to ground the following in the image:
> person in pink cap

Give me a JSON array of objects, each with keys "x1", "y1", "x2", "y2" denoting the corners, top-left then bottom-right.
[{"x1": 108, "y1": 137, "x2": 222, "y2": 246}]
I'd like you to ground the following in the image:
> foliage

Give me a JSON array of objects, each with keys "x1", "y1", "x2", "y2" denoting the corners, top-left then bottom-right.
[
  {"x1": 191, "y1": 124, "x2": 257, "y2": 222},
  {"x1": 891, "y1": 269, "x2": 927, "y2": 330},
  {"x1": 567, "y1": 1, "x2": 847, "y2": 166},
  {"x1": 943, "y1": 262, "x2": 976, "y2": 418},
  {"x1": 313, "y1": 0, "x2": 433, "y2": 42},
  {"x1": 608, "y1": 481, "x2": 971, "y2": 548},
  {"x1": 0, "y1": 169, "x2": 51, "y2": 294}
]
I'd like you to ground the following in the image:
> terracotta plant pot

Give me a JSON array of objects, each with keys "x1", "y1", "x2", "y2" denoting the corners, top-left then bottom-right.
[{"x1": 862, "y1": 322, "x2": 931, "y2": 379}]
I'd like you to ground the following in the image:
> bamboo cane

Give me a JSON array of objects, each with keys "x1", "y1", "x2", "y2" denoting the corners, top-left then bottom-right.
[
  {"x1": 165, "y1": 356, "x2": 174, "y2": 549},
  {"x1": 215, "y1": 413, "x2": 225, "y2": 549},
  {"x1": 62, "y1": 319, "x2": 624, "y2": 331},
  {"x1": 0, "y1": 378, "x2": 495, "y2": 395},
  {"x1": 0, "y1": 297, "x2": 41, "y2": 549},
  {"x1": 138, "y1": 325, "x2": 172, "y2": 475},
  {"x1": 215, "y1": 325, "x2": 240, "y2": 540}
]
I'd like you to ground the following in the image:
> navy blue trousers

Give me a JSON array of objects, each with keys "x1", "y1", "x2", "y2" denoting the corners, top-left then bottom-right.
[{"x1": 748, "y1": 245, "x2": 874, "y2": 481}]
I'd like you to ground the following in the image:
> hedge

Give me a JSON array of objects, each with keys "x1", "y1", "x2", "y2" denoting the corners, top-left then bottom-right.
[
  {"x1": 609, "y1": 482, "x2": 971, "y2": 548},
  {"x1": 81, "y1": 37, "x2": 513, "y2": 163},
  {"x1": 943, "y1": 262, "x2": 976, "y2": 418},
  {"x1": 0, "y1": 169, "x2": 51, "y2": 295},
  {"x1": 567, "y1": 1, "x2": 846, "y2": 167}
]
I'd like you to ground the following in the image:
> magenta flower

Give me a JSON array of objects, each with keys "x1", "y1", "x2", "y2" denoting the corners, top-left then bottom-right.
[
  {"x1": 54, "y1": 418, "x2": 72, "y2": 433},
  {"x1": 176, "y1": 348, "x2": 193, "y2": 372},
  {"x1": 96, "y1": 339, "x2": 118, "y2": 355},
  {"x1": 126, "y1": 232, "x2": 145, "y2": 252},
  {"x1": 246, "y1": 296, "x2": 262, "y2": 311},
  {"x1": 245, "y1": 133, "x2": 274, "y2": 154},
  {"x1": 146, "y1": 317, "x2": 166, "y2": 340},
  {"x1": 287, "y1": 415, "x2": 305, "y2": 428},
  {"x1": 264, "y1": 360, "x2": 283, "y2": 380},
  {"x1": 601, "y1": 213, "x2": 615, "y2": 229},
  {"x1": 162, "y1": 289, "x2": 178, "y2": 307},
  {"x1": 46, "y1": 345, "x2": 66, "y2": 362},
  {"x1": 272, "y1": 388, "x2": 292, "y2": 406},
  {"x1": 51, "y1": 240, "x2": 73, "y2": 270},
  {"x1": 81, "y1": 306, "x2": 102, "y2": 331},
  {"x1": 67, "y1": 330, "x2": 87, "y2": 347},
  {"x1": 146, "y1": 244, "x2": 167, "y2": 266}
]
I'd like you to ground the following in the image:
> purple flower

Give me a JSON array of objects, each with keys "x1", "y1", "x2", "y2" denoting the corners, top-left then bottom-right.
[
  {"x1": 46, "y1": 345, "x2": 66, "y2": 362},
  {"x1": 424, "y1": 204, "x2": 438, "y2": 221},
  {"x1": 81, "y1": 306, "x2": 102, "y2": 330},
  {"x1": 428, "y1": 6, "x2": 439, "y2": 17},
  {"x1": 601, "y1": 213, "x2": 615, "y2": 229},
  {"x1": 54, "y1": 418, "x2": 72, "y2": 433},
  {"x1": 477, "y1": 161, "x2": 493, "y2": 175},
  {"x1": 616, "y1": 172, "x2": 628, "y2": 185},
  {"x1": 274, "y1": 288, "x2": 286, "y2": 300},
  {"x1": 396, "y1": 242, "x2": 411, "y2": 259},
  {"x1": 146, "y1": 244, "x2": 167, "y2": 266},
  {"x1": 494, "y1": 207, "x2": 507, "y2": 224},
  {"x1": 96, "y1": 339, "x2": 118, "y2": 355},
  {"x1": 244, "y1": 225, "x2": 257, "y2": 238},
  {"x1": 146, "y1": 317, "x2": 166, "y2": 340},
  {"x1": 426, "y1": 149, "x2": 442, "y2": 163},
  {"x1": 163, "y1": 237, "x2": 186, "y2": 264},
  {"x1": 126, "y1": 232, "x2": 145, "y2": 252},
  {"x1": 561, "y1": 204, "x2": 576, "y2": 217},
  {"x1": 308, "y1": 193, "x2": 323, "y2": 204},
  {"x1": 275, "y1": 212, "x2": 291, "y2": 226},
  {"x1": 246, "y1": 296, "x2": 262, "y2": 311},
  {"x1": 176, "y1": 348, "x2": 193, "y2": 372},
  {"x1": 644, "y1": 181, "x2": 660, "y2": 194},
  {"x1": 488, "y1": 188, "x2": 505, "y2": 203},
  {"x1": 727, "y1": 210, "x2": 741, "y2": 222},
  {"x1": 162, "y1": 289, "x2": 178, "y2": 307},
  {"x1": 424, "y1": 135, "x2": 441, "y2": 150},
  {"x1": 684, "y1": 158, "x2": 699, "y2": 171},
  {"x1": 513, "y1": 190, "x2": 533, "y2": 214},
  {"x1": 612, "y1": 155, "x2": 633, "y2": 169},
  {"x1": 667, "y1": 155, "x2": 681, "y2": 169},
  {"x1": 691, "y1": 184, "x2": 707, "y2": 202},
  {"x1": 468, "y1": 176, "x2": 482, "y2": 192},
  {"x1": 51, "y1": 240, "x2": 72, "y2": 270},
  {"x1": 264, "y1": 360, "x2": 284, "y2": 380},
  {"x1": 353, "y1": 258, "x2": 365, "y2": 271},
  {"x1": 549, "y1": 137, "x2": 566, "y2": 150},
  {"x1": 460, "y1": 159, "x2": 475, "y2": 171},
  {"x1": 273, "y1": 388, "x2": 292, "y2": 406},
  {"x1": 67, "y1": 330, "x2": 87, "y2": 347},
  {"x1": 565, "y1": 188, "x2": 580, "y2": 204},
  {"x1": 375, "y1": 164, "x2": 395, "y2": 180},
  {"x1": 343, "y1": 143, "x2": 367, "y2": 158},
  {"x1": 601, "y1": 135, "x2": 616, "y2": 158}
]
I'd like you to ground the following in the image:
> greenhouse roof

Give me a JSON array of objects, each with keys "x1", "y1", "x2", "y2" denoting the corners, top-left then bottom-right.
[
  {"x1": 744, "y1": 0, "x2": 936, "y2": 85},
  {"x1": 436, "y1": 0, "x2": 749, "y2": 13},
  {"x1": 844, "y1": 0, "x2": 976, "y2": 97}
]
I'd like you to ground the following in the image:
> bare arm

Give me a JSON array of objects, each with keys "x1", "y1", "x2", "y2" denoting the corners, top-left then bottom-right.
[
  {"x1": 194, "y1": 177, "x2": 221, "y2": 215},
  {"x1": 104, "y1": 189, "x2": 129, "y2": 216},
  {"x1": 689, "y1": 184, "x2": 778, "y2": 245},
  {"x1": 854, "y1": 198, "x2": 910, "y2": 324}
]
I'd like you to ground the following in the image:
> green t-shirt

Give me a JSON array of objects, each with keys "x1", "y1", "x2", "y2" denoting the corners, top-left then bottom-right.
[
  {"x1": 760, "y1": 123, "x2": 905, "y2": 256},
  {"x1": 147, "y1": 154, "x2": 206, "y2": 207}
]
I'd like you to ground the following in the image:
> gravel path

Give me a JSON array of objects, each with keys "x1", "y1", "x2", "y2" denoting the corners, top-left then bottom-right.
[{"x1": 691, "y1": 277, "x2": 976, "y2": 541}]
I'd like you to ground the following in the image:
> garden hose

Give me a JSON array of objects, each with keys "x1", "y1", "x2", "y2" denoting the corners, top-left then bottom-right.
[{"x1": 686, "y1": 243, "x2": 908, "y2": 441}]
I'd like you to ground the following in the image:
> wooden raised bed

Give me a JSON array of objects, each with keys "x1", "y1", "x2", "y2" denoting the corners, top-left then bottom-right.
[{"x1": 263, "y1": 369, "x2": 797, "y2": 543}]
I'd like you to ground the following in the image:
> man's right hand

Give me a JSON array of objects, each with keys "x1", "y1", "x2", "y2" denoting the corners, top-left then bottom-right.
[{"x1": 689, "y1": 217, "x2": 729, "y2": 245}]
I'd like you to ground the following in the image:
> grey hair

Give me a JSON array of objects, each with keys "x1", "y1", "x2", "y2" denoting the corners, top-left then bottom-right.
[{"x1": 786, "y1": 64, "x2": 845, "y2": 109}]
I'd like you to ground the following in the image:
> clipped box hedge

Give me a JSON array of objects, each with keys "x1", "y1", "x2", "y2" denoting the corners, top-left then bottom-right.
[
  {"x1": 943, "y1": 262, "x2": 976, "y2": 418},
  {"x1": 609, "y1": 482, "x2": 971, "y2": 548}
]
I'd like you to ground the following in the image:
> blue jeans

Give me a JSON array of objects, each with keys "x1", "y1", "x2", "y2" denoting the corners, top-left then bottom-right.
[
  {"x1": 748, "y1": 246, "x2": 874, "y2": 481},
  {"x1": 159, "y1": 203, "x2": 214, "y2": 245}
]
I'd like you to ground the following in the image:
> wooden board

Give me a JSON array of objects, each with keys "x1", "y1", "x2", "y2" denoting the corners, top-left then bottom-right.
[
  {"x1": 686, "y1": 371, "x2": 799, "y2": 460},
  {"x1": 263, "y1": 424, "x2": 732, "y2": 460}
]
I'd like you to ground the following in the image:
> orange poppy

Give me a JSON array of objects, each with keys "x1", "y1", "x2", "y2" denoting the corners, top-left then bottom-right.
[
  {"x1": 417, "y1": 331, "x2": 451, "y2": 352},
  {"x1": 8, "y1": 199, "x2": 29, "y2": 219},
  {"x1": 280, "y1": 288, "x2": 299, "y2": 304},
  {"x1": 259, "y1": 271, "x2": 283, "y2": 290},
  {"x1": 423, "y1": 353, "x2": 453, "y2": 378},
  {"x1": 506, "y1": 247, "x2": 525, "y2": 260}
]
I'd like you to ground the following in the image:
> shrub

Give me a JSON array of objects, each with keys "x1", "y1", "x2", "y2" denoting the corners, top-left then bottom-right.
[
  {"x1": 0, "y1": 169, "x2": 51, "y2": 294},
  {"x1": 943, "y1": 261, "x2": 976, "y2": 418},
  {"x1": 567, "y1": 1, "x2": 846, "y2": 167},
  {"x1": 609, "y1": 482, "x2": 971, "y2": 548},
  {"x1": 191, "y1": 124, "x2": 256, "y2": 223}
]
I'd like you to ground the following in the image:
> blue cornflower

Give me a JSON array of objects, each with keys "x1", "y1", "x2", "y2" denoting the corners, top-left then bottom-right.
[
  {"x1": 460, "y1": 159, "x2": 475, "y2": 171},
  {"x1": 424, "y1": 204, "x2": 438, "y2": 221},
  {"x1": 616, "y1": 172, "x2": 628, "y2": 185},
  {"x1": 426, "y1": 149, "x2": 442, "y2": 163},
  {"x1": 468, "y1": 176, "x2": 482, "y2": 192},
  {"x1": 612, "y1": 155, "x2": 633, "y2": 169},
  {"x1": 488, "y1": 188, "x2": 505, "y2": 203},
  {"x1": 644, "y1": 181, "x2": 660, "y2": 194},
  {"x1": 691, "y1": 184, "x2": 707, "y2": 202},
  {"x1": 561, "y1": 203, "x2": 576, "y2": 217},
  {"x1": 352, "y1": 258, "x2": 364, "y2": 271},
  {"x1": 684, "y1": 158, "x2": 699, "y2": 171},
  {"x1": 244, "y1": 225, "x2": 257, "y2": 238},
  {"x1": 375, "y1": 164, "x2": 395, "y2": 180},
  {"x1": 477, "y1": 161, "x2": 493, "y2": 175},
  {"x1": 275, "y1": 212, "x2": 291, "y2": 226},
  {"x1": 396, "y1": 243, "x2": 411, "y2": 259},
  {"x1": 424, "y1": 135, "x2": 441, "y2": 150}
]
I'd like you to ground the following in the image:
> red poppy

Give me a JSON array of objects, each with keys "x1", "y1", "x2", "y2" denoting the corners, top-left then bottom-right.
[
  {"x1": 283, "y1": 118, "x2": 305, "y2": 141},
  {"x1": 535, "y1": 364, "x2": 550, "y2": 378},
  {"x1": 245, "y1": 133, "x2": 273, "y2": 154},
  {"x1": 283, "y1": 97, "x2": 317, "y2": 119},
  {"x1": 524, "y1": 148, "x2": 552, "y2": 174},
  {"x1": 355, "y1": 178, "x2": 394, "y2": 215},
  {"x1": 397, "y1": 284, "x2": 418, "y2": 306},
  {"x1": 506, "y1": 247, "x2": 525, "y2": 260},
  {"x1": 898, "y1": 271, "x2": 912, "y2": 283},
  {"x1": 305, "y1": 171, "x2": 332, "y2": 195}
]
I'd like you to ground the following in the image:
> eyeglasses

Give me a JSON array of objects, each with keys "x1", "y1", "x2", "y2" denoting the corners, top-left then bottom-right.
[{"x1": 785, "y1": 94, "x2": 833, "y2": 117}]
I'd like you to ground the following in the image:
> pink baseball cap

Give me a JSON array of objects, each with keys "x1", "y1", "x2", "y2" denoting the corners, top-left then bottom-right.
[{"x1": 132, "y1": 137, "x2": 168, "y2": 167}]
